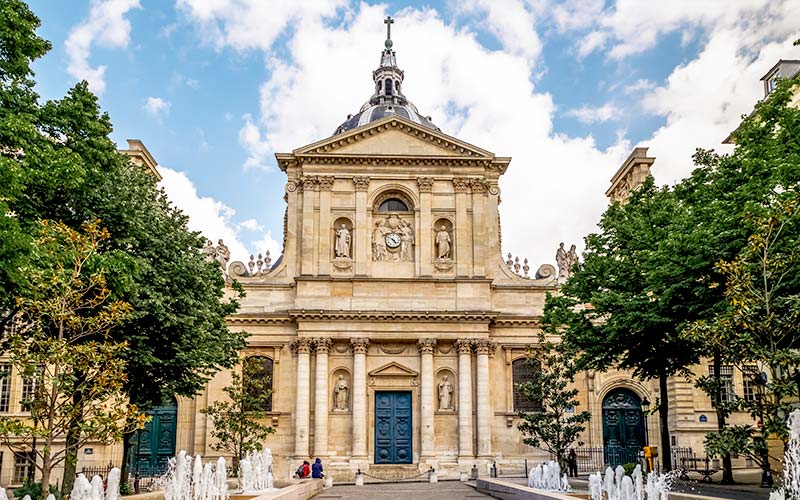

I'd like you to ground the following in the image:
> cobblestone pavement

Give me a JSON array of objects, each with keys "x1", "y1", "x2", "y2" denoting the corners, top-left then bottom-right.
[{"x1": 320, "y1": 480, "x2": 493, "y2": 500}]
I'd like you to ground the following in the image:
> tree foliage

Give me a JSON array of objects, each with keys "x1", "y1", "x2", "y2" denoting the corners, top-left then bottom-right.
[
  {"x1": 516, "y1": 300, "x2": 591, "y2": 466},
  {"x1": 200, "y1": 361, "x2": 275, "y2": 468},
  {"x1": 0, "y1": 221, "x2": 145, "y2": 494},
  {"x1": 0, "y1": 0, "x2": 247, "y2": 488}
]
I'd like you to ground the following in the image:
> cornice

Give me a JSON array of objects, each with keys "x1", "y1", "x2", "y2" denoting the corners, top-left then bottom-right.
[{"x1": 287, "y1": 309, "x2": 498, "y2": 322}]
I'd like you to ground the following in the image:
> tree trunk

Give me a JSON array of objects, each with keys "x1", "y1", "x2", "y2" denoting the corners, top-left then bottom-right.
[
  {"x1": 712, "y1": 352, "x2": 735, "y2": 484},
  {"x1": 121, "y1": 428, "x2": 135, "y2": 486},
  {"x1": 61, "y1": 382, "x2": 84, "y2": 495},
  {"x1": 659, "y1": 371, "x2": 672, "y2": 471},
  {"x1": 41, "y1": 451, "x2": 52, "y2": 497}
]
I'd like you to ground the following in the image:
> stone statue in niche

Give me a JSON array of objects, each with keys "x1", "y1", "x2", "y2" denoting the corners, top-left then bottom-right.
[
  {"x1": 335, "y1": 224, "x2": 351, "y2": 259},
  {"x1": 333, "y1": 374, "x2": 349, "y2": 411},
  {"x1": 438, "y1": 374, "x2": 454, "y2": 411},
  {"x1": 372, "y1": 215, "x2": 414, "y2": 262},
  {"x1": 436, "y1": 225, "x2": 452, "y2": 259}
]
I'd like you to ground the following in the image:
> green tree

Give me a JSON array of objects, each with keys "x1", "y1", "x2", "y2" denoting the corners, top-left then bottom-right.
[
  {"x1": 200, "y1": 359, "x2": 275, "y2": 469},
  {"x1": 0, "y1": 1, "x2": 247, "y2": 491},
  {"x1": 689, "y1": 194, "x2": 800, "y2": 481},
  {"x1": 0, "y1": 220, "x2": 144, "y2": 495},
  {"x1": 553, "y1": 181, "x2": 702, "y2": 471},
  {"x1": 516, "y1": 300, "x2": 591, "y2": 468}
]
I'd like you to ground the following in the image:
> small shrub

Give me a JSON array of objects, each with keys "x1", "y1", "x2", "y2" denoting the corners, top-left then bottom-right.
[
  {"x1": 12, "y1": 481, "x2": 62, "y2": 500},
  {"x1": 622, "y1": 463, "x2": 637, "y2": 476}
]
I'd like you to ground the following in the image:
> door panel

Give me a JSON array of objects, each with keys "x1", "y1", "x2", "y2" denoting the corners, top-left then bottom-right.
[{"x1": 374, "y1": 391, "x2": 412, "y2": 464}]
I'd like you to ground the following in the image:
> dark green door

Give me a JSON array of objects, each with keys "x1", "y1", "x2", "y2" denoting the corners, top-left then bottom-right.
[
  {"x1": 602, "y1": 389, "x2": 644, "y2": 467},
  {"x1": 374, "y1": 391, "x2": 412, "y2": 464},
  {"x1": 130, "y1": 402, "x2": 177, "y2": 475}
]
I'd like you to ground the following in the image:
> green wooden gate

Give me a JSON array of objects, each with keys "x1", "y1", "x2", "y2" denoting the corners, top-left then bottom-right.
[
  {"x1": 129, "y1": 402, "x2": 177, "y2": 475},
  {"x1": 602, "y1": 389, "x2": 644, "y2": 467}
]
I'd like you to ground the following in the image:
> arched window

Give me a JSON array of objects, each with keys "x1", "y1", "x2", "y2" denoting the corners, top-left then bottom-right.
[
  {"x1": 244, "y1": 356, "x2": 273, "y2": 412},
  {"x1": 378, "y1": 198, "x2": 409, "y2": 212},
  {"x1": 385, "y1": 78, "x2": 393, "y2": 96},
  {"x1": 513, "y1": 357, "x2": 542, "y2": 412}
]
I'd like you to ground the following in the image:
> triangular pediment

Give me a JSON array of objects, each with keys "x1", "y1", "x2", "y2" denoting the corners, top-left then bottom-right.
[
  {"x1": 368, "y1": 361, "x2": 419, "y2": 378},
  {"x1": 293, "y1": 116, "x2": 494, "y2": 159}
]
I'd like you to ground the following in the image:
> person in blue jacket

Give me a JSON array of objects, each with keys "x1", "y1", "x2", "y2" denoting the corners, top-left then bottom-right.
[{"x1": 311, "y1": 458, "x2": 324, "y2": 479}]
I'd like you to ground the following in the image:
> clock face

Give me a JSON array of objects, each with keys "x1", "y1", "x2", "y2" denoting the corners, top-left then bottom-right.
[{"x1": 385, "y1": 232, "x2": 402, "y2": 249}]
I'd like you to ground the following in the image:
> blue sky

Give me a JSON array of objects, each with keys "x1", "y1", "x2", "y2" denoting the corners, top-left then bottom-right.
[{"x1": 26, "y1": 0, "x2": 800, "y2": 267}]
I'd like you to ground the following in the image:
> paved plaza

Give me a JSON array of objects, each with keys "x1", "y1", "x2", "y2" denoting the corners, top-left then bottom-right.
[{"x1": 320, "y1": 481, "x2": 493, "y2": 500}]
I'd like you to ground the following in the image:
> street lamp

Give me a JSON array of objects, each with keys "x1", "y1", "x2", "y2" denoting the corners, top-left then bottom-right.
[
  {"x1": 641, "y1": 398, "x2": 651, "y2": 446},
  {"x1": 754, "y1": 372, "x2": 773, "y2": 488}
]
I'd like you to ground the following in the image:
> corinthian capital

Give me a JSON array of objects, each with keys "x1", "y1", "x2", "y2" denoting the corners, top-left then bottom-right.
[
  {"x1": 353, "y1": 176, "x2": 370, "y2": 191},
  {"x1": 314, "y1": 338, "x2": 333, "y2": 353},
  {"x1": 416, "y1": 177, "x2": 434, "y2": 192},
  {"x1": 416, "y1": 338, "x2": 437, "y2": 354},
  {"x1": 453, "y1": 178, "x2": 471, "y2": 193},
  {"x1": 454, "y1": 339, "x2": 474, "y2": 355},
  {"x1": 350, "y1": 337, "x2": 370, "y2": 354},
  {"x1": 290, "y1": 337, "x2": 314, "y2": 354},
  {"x1": 474, "y1": 339, "x2": 497, "y2": 357}
]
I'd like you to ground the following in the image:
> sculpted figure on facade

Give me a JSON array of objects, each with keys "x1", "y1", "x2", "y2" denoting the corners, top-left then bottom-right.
[
  {"x1": 333, "y1": 374, "x2": 349, "y2": 411},
  {"x1": 566, "y1": 244, "x2": 578, "y2": 275},
  {"x1": 215, "y1": 239, "x2": 230, "y2": 272},
  {"x1": 438, "y1": 375, "x2": 454, "y2": 411},
  {"x1": 436, "y1": 225, "x2": 452, "y2": 259},
  {"x1": 335, "y1": 224, "x2": 352, "y2": 259},
  {"x1": 372, "y1": 215, "x2": 414, "y2": 262},
  {"x1": 202, "y1": 239, "x2": 216, "y2": 262},
  {"x1": 556, "y1": 242, "x2": 568, "y2": 279}
]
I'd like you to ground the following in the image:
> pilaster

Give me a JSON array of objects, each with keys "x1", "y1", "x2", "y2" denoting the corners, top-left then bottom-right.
[
  {"x1": 353, "y1": 177, "x2": 370, "y2": 275},
  {"x1": 417, "y1": 338, "x2": 437, "y2": 458},
  {"x1": 350, "y1": 337, "x2": 370, "y2": 458}
]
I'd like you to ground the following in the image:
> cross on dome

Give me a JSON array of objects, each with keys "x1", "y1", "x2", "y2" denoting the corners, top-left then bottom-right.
[{"x1": 333, "y1": 16, "x2": 439, "y2": 135}]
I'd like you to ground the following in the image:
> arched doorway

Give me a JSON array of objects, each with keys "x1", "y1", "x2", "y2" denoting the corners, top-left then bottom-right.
[
  {"x1": 602, "y1": 388, "x2": 645, "y2": 467},
  {"x1": 128, "y1": 399, "x2": 177, "y2": 475}
]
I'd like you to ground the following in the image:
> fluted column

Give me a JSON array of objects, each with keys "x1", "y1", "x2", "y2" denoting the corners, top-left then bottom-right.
[
  {"x1": 313, "y1": 338, "x2": 332, "y2": 457},
  {"x1": 475, "y1": 339, "x2": 496, "y2": 457},
  {"x1": 455, "y1": 339, "x2": 474, "y2": 459},
  {"x1": 350, "y1": 337, "x2": 370, "y2": 458},
  {"x1": 417, "y1": 338, "x2": 437, "y2": 459},
  {"x1": 292, "y1": 338, "x2": 313, "y2": 457}
]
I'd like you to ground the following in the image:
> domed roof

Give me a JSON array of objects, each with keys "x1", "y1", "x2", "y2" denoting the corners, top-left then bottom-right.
[{"x1": 334, "y1": 17, "x2": 439, "y2": 136}]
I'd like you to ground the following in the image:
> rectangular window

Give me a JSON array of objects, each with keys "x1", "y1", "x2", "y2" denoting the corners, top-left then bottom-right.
[
  {"x1": 707, "y1": 364, "x2": 735, "y2": 403},
  {"x1": 0, "y1": 363, "x2": 11, "y2": 413},
  {"x1": 13, "y1": 452, "x2": 34, "y2": 484},
  {"x1": 742, "y1": 366, "x2": 759, "y2": 402}
]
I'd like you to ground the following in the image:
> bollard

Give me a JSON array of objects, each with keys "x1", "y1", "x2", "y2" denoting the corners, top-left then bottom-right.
[
  {"x1": 428, "y1": 466, "x2": 438, "y2": 483},
  {"x1": 355, "y1": 468, "x2": 364, "y2": 486},
  {"x1": 324, "y1": 476, "x2": 333, "y2": 488},
  {"x1": 460, "y1": 471, "x2": 469, "y2": 482},
  {"x1": 470, "y1": 464, "x2": 479, "y2": 480},
  {"x1": 491, "y1": 461, "x2": 498, "y2": 478}
]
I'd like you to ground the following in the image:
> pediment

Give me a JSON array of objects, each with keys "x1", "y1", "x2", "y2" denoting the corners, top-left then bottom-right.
[
  {"x1": 368, "y1": 361, "x2": 419, "y2": 378},
  {"x1": 293, "y1": 116, "x2": 494, "y2": 159}
]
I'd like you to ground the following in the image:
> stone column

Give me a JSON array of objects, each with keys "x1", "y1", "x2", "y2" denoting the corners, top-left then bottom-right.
[
  {"x1": 313, "y1": 338, "x2": 332, "y2": 457},
  {"x1": 475, "y1": 339, "x2": 496, "y2": 457},
  {"x1": 417, "y1": 177, "x2": 434, "y2": 276},
  {"x1": 317, "y1": 177, "x2": 334, "y2": 275},
  {"x1": 417, "y1": 338, "x2": 437, "y2": 459},
  {"x1": 292, "y1": 338, "x2": 313, "y2": 457},
  {"x1": 455, "y1": 339, "x2": 474, "y2": 460},
  {"x1": 300, "y1": 176, "x2": 318, "y2": 276},
  {"x1": 353, "y1": 177, "x2": 370, "y2": 275},
  {"x1": 350, "y1": 337, "x2": 370, "y2": 458},
  {"x1": 453, "y1": 178, "x2": 472, "y2": 276},
  {"x1": 470, "y1": 179, "x2": 488, "y2": 277}
]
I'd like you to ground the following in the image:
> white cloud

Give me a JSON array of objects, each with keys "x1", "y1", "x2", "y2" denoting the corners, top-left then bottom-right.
[
  {"x1": 177, "y1": 0, "x2": 800, "y2": 270},
  {"x1": 238, "y1": 218, "x2": 263, "y2": 232},
  {"x1": 566, "y1": 103, "x2": 621, "y2": 124},
  {"x1": 144, "y1": 97, "x2": 171, "y2": 117},
  {"x1": 158, "y1": 166, "x2": 279, "y2": 265},
  {"x1": 65, "y1": 0, "x2": 141, "y2": 95},
  {"x1": 457, "y1": 0, "x2": 543, "y2": 63}
]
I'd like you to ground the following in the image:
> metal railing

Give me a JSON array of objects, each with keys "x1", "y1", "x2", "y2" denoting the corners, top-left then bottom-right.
[{"x1": 80, "y1": 465, "x2": 115, "y2": 479}]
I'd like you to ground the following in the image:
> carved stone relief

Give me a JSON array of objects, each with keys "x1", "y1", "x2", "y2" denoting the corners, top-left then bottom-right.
[{"x1": 372, "y1": 214, "x2": 414, "y2": 262}]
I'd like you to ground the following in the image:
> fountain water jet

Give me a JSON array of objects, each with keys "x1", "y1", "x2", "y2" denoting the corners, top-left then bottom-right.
[
  {"x1": 770, "y1": 409, "x2": 800, "y2": 500},
  {"x1": 587, "y1": 464, "x2": 673, "y2": 499},
  {"x1": 70, "y1": 467, "x2": 123, "y2": 500},
  {"x1": 161, "y1": 451, "x2": 229, "y2": 500},
  {"x1": 237, "y1": 448, "x2": 275, "y2": 493},
  {"x1": 527, "y1": 461, "x2": 570, "y2": 492}
]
